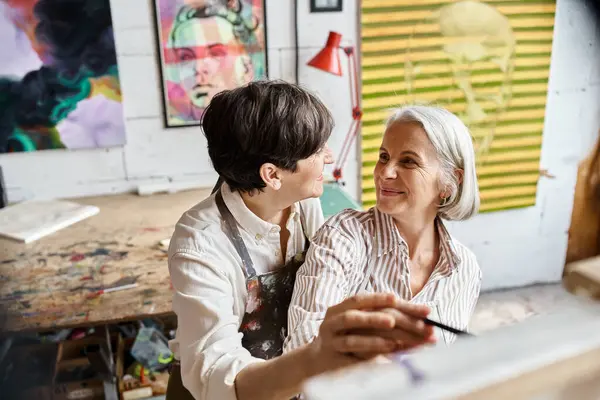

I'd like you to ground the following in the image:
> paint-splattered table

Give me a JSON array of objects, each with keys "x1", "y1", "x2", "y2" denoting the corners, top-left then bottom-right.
[{"x1": 0, "y1": 188, "x2": 212, "y2": 333}]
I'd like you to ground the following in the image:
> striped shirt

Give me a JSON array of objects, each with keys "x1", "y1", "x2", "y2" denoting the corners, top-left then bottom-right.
[{"x1": 283, "y1": 207, "x2": 482, "y2": 352}]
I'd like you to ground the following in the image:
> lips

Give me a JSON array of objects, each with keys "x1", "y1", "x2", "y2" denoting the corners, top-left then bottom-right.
[
  {"x1": 192, "y1": 84, "x2": 211, "y2": 98},
  {"x1": 379, "y1": 186, "x2": 405, "y2": 196},
  {"x1": 192, "y1": 89, "x2": 209, "y2": 99}
]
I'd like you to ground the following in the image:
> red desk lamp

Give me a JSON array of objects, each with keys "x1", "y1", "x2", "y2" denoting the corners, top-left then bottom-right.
[{"x1": 307, "y1": 31, "x2": 362, "y2": 184}]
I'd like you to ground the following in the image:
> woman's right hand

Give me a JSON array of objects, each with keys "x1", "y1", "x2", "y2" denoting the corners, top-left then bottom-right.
[{"x1": 306, "y1": 293, "x2": 434, "y2": 373}]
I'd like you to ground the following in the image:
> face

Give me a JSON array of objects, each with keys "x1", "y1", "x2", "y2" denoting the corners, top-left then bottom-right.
[
  {"x1": 279, "y1": 144, "x2": 334, "y2": 201},
  {"x1": 374, "y1": 121, "x2": 444, "y2": 219},
  {"x1": 170, "y1": 16, "x2": 253, "y2": 112}
]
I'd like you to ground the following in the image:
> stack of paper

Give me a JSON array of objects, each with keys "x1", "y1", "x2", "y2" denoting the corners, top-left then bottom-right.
[{"x1": 0, "y1": 199, "x2": 99, "y2": 243}]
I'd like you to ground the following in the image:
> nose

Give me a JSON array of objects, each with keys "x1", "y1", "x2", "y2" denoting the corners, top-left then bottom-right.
[
  {"x1": 323, "y1": 144, "x2": 334, "y2": 164},
  {"x1": 379, "y1": 163, "x2": 397, "y2": 180},
  {"x1": 195, "y1": 59, "x2": 212, "y2": 84}
]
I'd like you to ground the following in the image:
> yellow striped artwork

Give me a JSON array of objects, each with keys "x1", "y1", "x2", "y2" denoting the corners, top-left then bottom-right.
[{"x1": 360, "y1": 0, "x2": 556, "y2": 213}]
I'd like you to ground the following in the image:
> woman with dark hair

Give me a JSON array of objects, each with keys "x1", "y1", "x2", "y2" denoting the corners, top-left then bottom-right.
[{"x1": 166, "y1": 80, "x2": 435, "y2": 400}]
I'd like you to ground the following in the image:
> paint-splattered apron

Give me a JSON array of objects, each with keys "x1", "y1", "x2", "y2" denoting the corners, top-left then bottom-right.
[{"x1": 166, "y1": 187, "x2": 309, "y2": 399}]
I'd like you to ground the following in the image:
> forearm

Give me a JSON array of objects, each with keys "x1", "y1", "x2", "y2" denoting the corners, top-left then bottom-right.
[{"x1": 235, "y1": 344, "x2": 318, "y2": 400}]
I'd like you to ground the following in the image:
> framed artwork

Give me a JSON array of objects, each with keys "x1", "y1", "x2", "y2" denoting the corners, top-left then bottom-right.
[
  {"x1": 360, "y1": 0, "x2": 556, "y2": 213},
  {"x1": 153, "y1": 0, "x2": 268, "y2": 128},
  {"x1": 0, "y1": 0, "x2": 125, "y2": 153},
  {"x1": 310, "y1": 0, "x2": 343, "y2": 13}
]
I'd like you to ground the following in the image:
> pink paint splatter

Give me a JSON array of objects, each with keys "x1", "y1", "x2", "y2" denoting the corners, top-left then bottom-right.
[
  {"x1": 244, "y1": 320, "x2": 261, "y2": 331},
  {"x1": 70, "y1": 253, "x2": 85, "y2": 262}
]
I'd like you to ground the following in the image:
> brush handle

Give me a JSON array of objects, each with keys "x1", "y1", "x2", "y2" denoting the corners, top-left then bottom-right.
[{"x1": 423, "y1": 318, "x2": 473, "y2": 336}]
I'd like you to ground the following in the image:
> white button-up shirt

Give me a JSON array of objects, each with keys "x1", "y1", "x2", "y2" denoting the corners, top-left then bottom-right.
[
  {"x1": 168, "y1": 183, "x2": 325, "y2": 400},
  {"x1": 284, "y1": 207, "x2": 482, "y2": 353}
]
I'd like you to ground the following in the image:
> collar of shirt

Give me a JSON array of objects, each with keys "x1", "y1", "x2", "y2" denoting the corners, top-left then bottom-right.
[
  {"x1": 372, "y1": 207, "x2": 461, "y2": 272},
  {"x1": 220, "y1": 183, "x2": 300, "y2": 240}
]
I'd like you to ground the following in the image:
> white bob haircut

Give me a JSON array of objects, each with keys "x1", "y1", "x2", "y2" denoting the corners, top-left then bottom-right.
[{"x1": 385, "y1": 105, "x2": 480, "y2": 221}]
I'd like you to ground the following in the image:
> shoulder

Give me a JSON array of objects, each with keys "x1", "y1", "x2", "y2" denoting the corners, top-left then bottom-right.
[
  {"x1": 451, "y1": 237, "x2": 482, "y2": 281},
  {"x1": 318, "y1": 207, "x2": 375, "y2": 242},
  {"x1": 168, "y1": 196, "x2": 244, "y2": 285},
  {"x1": 168, "y1": 193, "x2": 224, "y2": 258}
]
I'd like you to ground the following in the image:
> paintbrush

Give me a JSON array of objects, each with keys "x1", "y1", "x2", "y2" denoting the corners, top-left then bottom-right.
[{"x1": 423, "y1": 318, "x2": 473, "y2": 336}]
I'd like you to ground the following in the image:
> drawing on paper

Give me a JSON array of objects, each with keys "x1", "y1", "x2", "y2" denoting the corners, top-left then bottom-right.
[
  {"x1": 153, "y1": 0, "x2": 268, "y2": 128},
  {"x1": 360, "y1": 0, "x2": 556, "y2": 212},
  {"x1": 0, "y1": 0, "x2": 125, "y2": 153}
]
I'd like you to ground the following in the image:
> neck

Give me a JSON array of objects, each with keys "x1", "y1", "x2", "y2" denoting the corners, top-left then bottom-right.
[
  {"x1": 240, "y1": 189, "x2": 291, "y2": 225},
  {"x1": 393, "y1": 209, "x2": 438, "y2": 258}
]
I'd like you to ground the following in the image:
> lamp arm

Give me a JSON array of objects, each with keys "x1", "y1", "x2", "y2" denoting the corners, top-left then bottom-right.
[
  {"x1": 333, "y1": 46, "x2": 363, "y2": 183},
  {"x1": 344, "y1": 47, "x2": 361, "y2": 116}
]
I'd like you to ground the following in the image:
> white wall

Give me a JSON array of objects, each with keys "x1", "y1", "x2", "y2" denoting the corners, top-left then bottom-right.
[
  {"x1": 0, "y1": 0, "x2": 360, "y2": 204},
  {"x1": 1, "y1": 0, "x2": 599, "y2": 291}
]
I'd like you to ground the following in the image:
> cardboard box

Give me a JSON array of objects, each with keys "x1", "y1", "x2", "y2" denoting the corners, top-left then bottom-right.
[{"x1": 52, "y1": 333, "x2": 123, "y2": 400}]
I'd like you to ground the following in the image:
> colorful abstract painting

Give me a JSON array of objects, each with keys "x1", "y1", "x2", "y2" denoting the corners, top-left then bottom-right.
[
  {"x1": 0, "y1": 0, "x2": 125, "y2": 153},
  {"x1": 154, "y1": 0, "x2": 267, "y2": 127},
  {"x1": 360, "y1": 0, "x2": 556, "y2": 213}
]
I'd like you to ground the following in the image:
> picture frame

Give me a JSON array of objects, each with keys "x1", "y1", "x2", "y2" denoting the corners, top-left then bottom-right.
[
  {"x1": 310, "y1": 0, "x2": 343, "y2": 13},
  {"x1": 152, "y1": 0, "x2": 268, "y2": 128}
]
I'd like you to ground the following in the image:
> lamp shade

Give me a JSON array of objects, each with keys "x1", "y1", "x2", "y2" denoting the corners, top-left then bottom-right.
[{"x1": 307, "y1": 31, "x2": 343, "y2": 76}]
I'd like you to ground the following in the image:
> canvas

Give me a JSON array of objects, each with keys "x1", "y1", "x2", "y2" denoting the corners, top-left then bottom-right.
[
  {"x1": 303, "y1": 300, "x2": 600, "y2": 400},
  {"x1": 0, "y1": 0, "x2": 125, "y2": 153},
  {"x1": 154, "y1": 0, "x2": 268, "y2": 127},
  {"x1": 360, "y1": 0, "x2": 556, "y2": 213}
]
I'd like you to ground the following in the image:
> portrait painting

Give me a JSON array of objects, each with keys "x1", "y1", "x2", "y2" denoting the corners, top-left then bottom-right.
[
  {"x1": 0, "y1": 0, "x2": 125, "y2": 153},
  {"x1": 360, "y1": 0, "x2": 556, "y2": 213},
  {"x1": 154, "y1": 0, "x2": 267, "y2": 127}
]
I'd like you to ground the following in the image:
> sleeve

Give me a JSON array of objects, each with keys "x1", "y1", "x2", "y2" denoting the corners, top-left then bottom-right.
[
  {"x1": 283, "y1": 224, "x2": 358, "y2": 353},
  {"x1": 170, "y1": 250, "x2": 264, "y2": 400}
]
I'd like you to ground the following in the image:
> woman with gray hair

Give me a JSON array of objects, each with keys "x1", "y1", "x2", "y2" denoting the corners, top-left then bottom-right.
[{"x1": 285, "y1": 105, "x2": 482, "y2": 355}]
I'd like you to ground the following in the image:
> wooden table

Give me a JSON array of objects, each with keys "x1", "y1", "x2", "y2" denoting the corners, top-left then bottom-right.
[
  {"x1": 0, "y1": 188, "x2": 211, "y2": 334},
  {"x1": 0, "y1": 183, "x2": 361, "y2": 334}
]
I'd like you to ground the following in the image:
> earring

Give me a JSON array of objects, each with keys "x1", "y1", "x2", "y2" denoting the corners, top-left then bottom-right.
[{"x1": 440, "y1": 196, "x2": 449, "y2": 206}]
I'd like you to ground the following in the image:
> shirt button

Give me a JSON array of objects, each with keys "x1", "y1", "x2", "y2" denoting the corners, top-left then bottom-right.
[
  {"x1": 255, "y1": 233, "x2": 263, "y2": 240},
  {"x1": 270, "y1": 227, "x2": 279, "y2": 234}
]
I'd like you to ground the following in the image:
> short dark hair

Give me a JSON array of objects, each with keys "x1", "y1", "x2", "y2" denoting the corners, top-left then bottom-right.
[{"x1": 202, "y1": 80, "x2": 334, "y2": 193}]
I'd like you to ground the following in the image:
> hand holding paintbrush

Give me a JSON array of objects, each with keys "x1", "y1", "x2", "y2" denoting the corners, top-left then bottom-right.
[{"x1": 345, "y1": 302, "x2": 472, "y2": 360}]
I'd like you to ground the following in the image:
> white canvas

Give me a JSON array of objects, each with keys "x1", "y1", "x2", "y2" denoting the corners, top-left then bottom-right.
[
  {"x1": 304, "y1": 296, "x2": 600, "y2": 400},
  {"x1": 0, "y1": 200, "x2": 99, "y2": 243}
]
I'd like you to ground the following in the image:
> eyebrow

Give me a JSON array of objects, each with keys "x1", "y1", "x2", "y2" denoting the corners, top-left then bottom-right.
[
  {"x1": 379, "y1": 147, "x2": 421, "y2": 158},
  {"x1": 401, "y1": 150, "x2": 421, "y2": 158}
]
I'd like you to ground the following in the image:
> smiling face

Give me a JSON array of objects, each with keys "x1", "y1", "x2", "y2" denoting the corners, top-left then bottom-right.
[
  {"x1": 374, "y1": 121, "x2": 445, "y2": 220},
  {"x1": 278, "y1": 144, "x2": 334, "y2": 201},
  {"x1": 169, "y1": 16, "x2": 253, "y2": 111}
]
